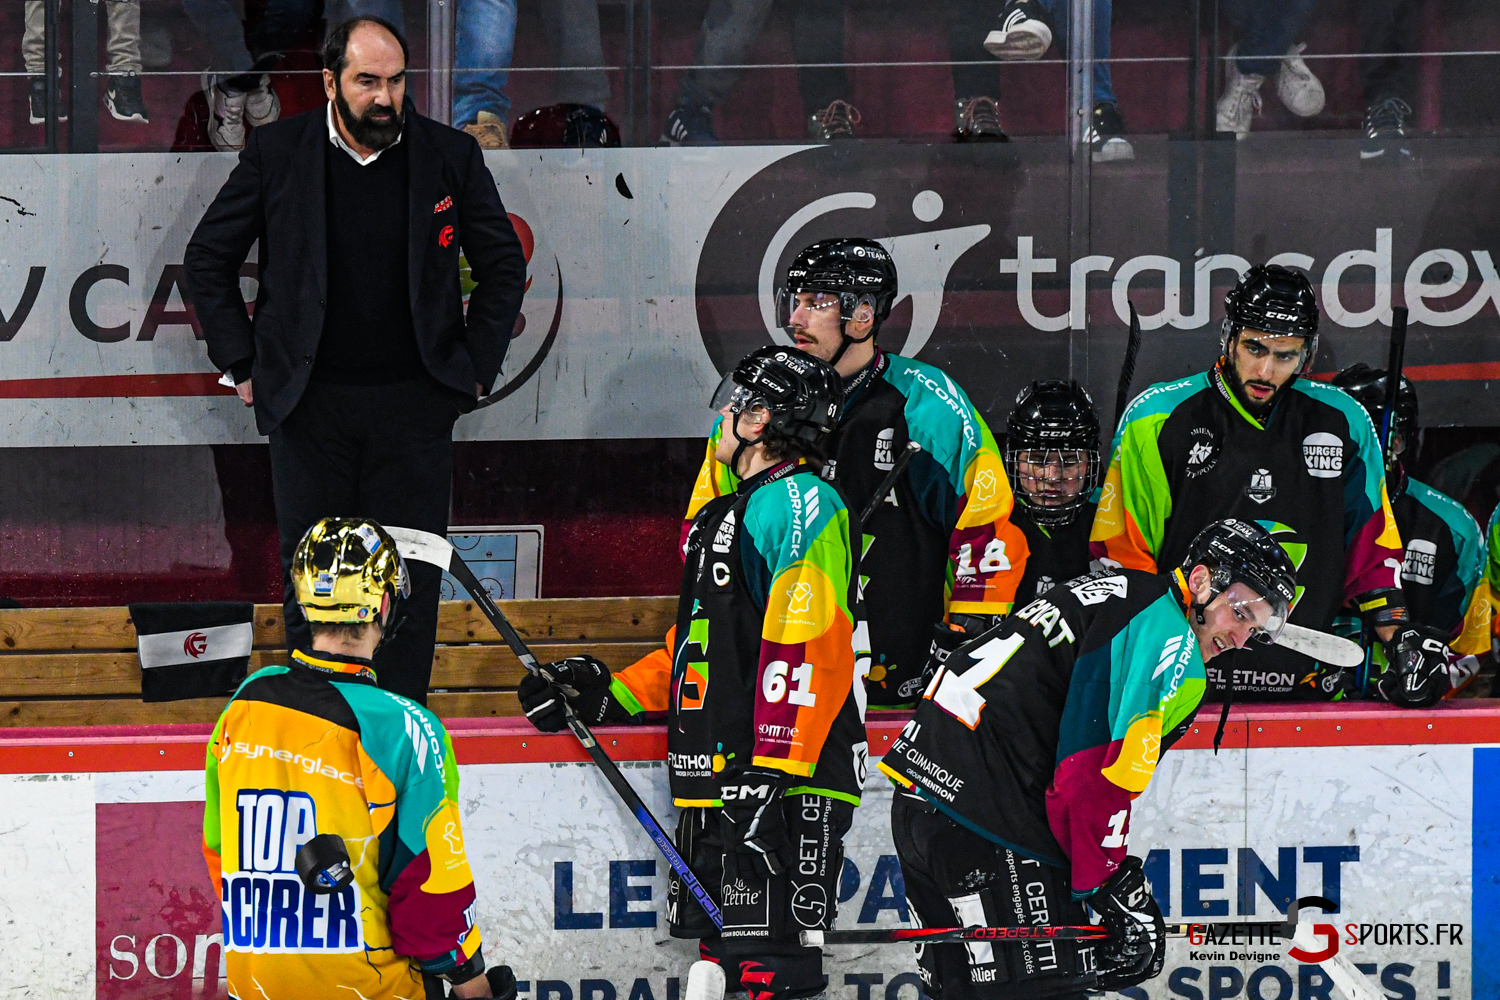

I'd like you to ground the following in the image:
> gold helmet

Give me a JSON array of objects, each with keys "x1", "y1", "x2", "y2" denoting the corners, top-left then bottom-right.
[{"x1": 291, "y1": 518, "x2": 409, "y2": 627}]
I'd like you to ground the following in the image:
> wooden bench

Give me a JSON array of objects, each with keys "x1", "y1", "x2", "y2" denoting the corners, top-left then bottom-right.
[{"x1": 0, "y1": 597, "x2": 675, "y2": 727}]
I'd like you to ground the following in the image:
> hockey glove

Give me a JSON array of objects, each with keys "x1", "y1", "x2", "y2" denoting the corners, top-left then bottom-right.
[
  {"x1": 718, "y1": 765, "x2": 794, "y2": 882},
  {"x1": 1087, "y1": 856, "x2": 1165, "y2": 992},
  {"x1": 918, "y1": 614, "x2": 1003, "y2": 695},
  {"x1": 1353, "y1": 587, "x2": 1408, "y2": 633},
  {"x1": 1378, "y1": 625, "x2": 1479, "y2": 708},
  {"x1": 517, "y1": 656, "x2": 615, "y2": 733}
]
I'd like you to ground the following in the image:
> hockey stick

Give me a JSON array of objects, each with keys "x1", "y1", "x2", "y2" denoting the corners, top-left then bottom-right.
[
  {"x1": 1113, "y1": 301, "x2": 1143, "y2": 433},
  {"x1": 1275, "y1": 623, "x2": 1365, "y2": 668},
  {"x1": 385, "y1": 526, "x2": 725, "y2": 931},
  {"x1": 1378, "y1": 306, "x2": 1409, "y2": 462},
  {"x1": 802, "y1": 919, "x2": 1287, "y2": 947},
  {"x1": 858, "y1": 441, "x2": 921, "y2": 529}
]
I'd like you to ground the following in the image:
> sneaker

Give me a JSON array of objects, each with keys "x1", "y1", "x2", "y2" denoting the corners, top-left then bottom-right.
[
  {"x1": 204, "y1": 78, "x2": 250, "y2": 151},
  {"x1": 1275, "y1": 42, "x2": 1325, "y2": 117},
  {"x1": 660, "y1": 104, "x2": 716, "y2": 145},
  {"x1": 27, "y1": 76, "x2": 67, "y2": 125},
  {"x1": 1088, "y1": 101, "x2": 1134, "y2": 162},
  {"x1": 105, "y1": 73, "x2": 150, "y2": 123},
  {"x1": 1361, "y1": 96, "x2": 1413, "y2": 163},
  {"x1": 243, "y1": 75, "x2": 280, "y2": 129},
  {"x1": 1215, "y1": 47, "x2": 1263, "y2": 139},
  {"x1": 462, "y1": 110, "x2": 509, "y2": 149},
  {"x1": 808, "y1": 99, "x2": 861, "y2": 141},
  {"x1": 954, "y1": 96, "x2": 1008, "y2": 142},
  {"x1": 984, "y1": 0, "x2": 1053, "y2": 60}
]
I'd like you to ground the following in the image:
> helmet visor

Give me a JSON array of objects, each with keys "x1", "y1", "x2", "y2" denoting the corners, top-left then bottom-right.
[
  {"x1": 709, "y1": 372, "x2": 754, "y2": 412},
  {"x1": 775, "y1": 288, "x2": 845, "y2": 331},
  {"x1": 1220, "y1": 582, "x2": 1290, "y2": 645}
]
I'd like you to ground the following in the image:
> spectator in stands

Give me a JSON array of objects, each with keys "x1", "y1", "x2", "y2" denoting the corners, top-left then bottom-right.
[
  {"x1": 184, "y1": 16, "x2": 527, "y2": 705},
  {"x1": 1215, "y1": 0, "x2": 1327, "y2": 138},
  {"x1": 539, "y1": 0, "x2": 612, "y2": 119},
  {"x1": 982, "y1": 0, "x2": 1132, "y2": 160},
  {"x1": 23, "y1": 0, "x2": 150, "y2": 125},
  {"x1": 181, "y1": 0, "x2": 309, "y2": 149},
  {"x1": 1358, "y1": 0, "x2": 1419, "y2": 164},
  {"x1": 454, "y1": 0, "x2": 517, "y2": 148}
]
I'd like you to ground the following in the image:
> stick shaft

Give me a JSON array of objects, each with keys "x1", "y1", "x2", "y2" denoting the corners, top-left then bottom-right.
[
  {"x1": 1114, "y1": 302, "x2": 1143, "y2": 433},
  {"x1": 1379, "y1": 306, "x2": 1409, "y2": 457},
  {"x1": 443, "y1": 552, "x2": 726, "y2": 930},
  {"x1": 858, "y1": 441, "x2": 920, "y2": 528},
  {"x1": 808, "y1": 926, "x2": 1109, "y2": 946}
]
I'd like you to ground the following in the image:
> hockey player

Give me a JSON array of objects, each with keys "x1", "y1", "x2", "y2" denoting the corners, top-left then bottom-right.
[
  {"x1": 1003, "y1": 380, "x2": 1102, "y2": 602},
  {"x1": 519, "y1": 348, "x2": 867, "y2": 1000},
  {"x1": 204, "y1": 518, "x2": 501, "y2": 999},
  {"x1": 1330, "y1": 364, "x2": 1487, "y2": 701},
  {"x1": 882, "y1": 519, "x2": 1298, "y2": 998},
  {"x1": 1090, "y1": 263, "x2": 1418, "y2": 701},
  {"x1": 686, "y1": 238, "x2": 1023, "y2": 707}
]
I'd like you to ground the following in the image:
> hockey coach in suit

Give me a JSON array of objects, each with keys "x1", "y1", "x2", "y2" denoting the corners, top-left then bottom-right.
[{"x1": 186, "y1": 15, "x2": 527, "y2": 705}]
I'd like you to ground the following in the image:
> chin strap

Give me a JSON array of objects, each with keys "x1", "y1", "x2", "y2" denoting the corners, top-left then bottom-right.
[{"x1": 828, "y1": 316, "x2": 877, "y2": 368}]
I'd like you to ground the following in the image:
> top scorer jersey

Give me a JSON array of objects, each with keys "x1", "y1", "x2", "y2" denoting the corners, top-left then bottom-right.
[
  {"x1": 879, "y1": 569, "x2": 1205, "y2": 894},
  {"x1": 1089, "y1": 367, "x2": 1402, "y2": 700},
  {"x1": 613, "y1": 463, "x2": 870, "y2": 806},
  {"x1": 686, "y1": 350, "x2": 1022, "y2": 706},
  {"x1": 203, "y1": 653, "x2": 481, "y2": 1000}
]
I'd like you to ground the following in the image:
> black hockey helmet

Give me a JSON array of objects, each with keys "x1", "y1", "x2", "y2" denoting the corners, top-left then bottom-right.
[
  {"x1": 1005, "y1": 380, "x2": 1102, "y2": 527},
  {"x1": 1330, "y1": 363, "x2": 1418, "y2": 443},
  {"x1": 1181, "y1": 519, "x2": 1298, "y2": 643},
  {"x1": 777, "y1": 238, "x2": 899, "y2": 366},
  {"x1": 510, "y1": 103, "x2": 621, "y2": 149},
  {"x1": 1221, "y1": 264, "x2": 1320, "y2": 374},
  {"x1": 711, "y1": 347, "x2": 843, "y2": 471}
]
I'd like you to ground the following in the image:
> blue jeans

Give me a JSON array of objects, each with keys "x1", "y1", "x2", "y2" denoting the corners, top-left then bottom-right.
[
  {"x1": 453, "y1": 0, "x2": 517, "y2": 125},
  {"x1": 1035, "y1": 0, "x2": 1116, "y2": 106}
]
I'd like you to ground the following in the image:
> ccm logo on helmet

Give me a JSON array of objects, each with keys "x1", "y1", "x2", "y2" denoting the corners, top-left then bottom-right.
[{"x1": 1263, "y1": 310, "x2": 1301, "y2": 323}]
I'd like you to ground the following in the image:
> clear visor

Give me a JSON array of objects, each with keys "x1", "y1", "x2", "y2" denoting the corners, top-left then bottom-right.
[
  {"x1": 1010, "y1": 449, "x2": 1092, "y2": 505},
  {"x1": 708, "y1": 373, "x2": 772, "y2": 425},
  {"x1": 1219, "y1": 585, "x2": 1289, "y2": 645},
  {"x1": 775, "y1": 288, "x2": 846, "y2": 330}
]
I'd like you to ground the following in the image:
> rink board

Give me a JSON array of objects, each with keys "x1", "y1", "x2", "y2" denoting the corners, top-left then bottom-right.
[{"x1": 0, "y1": 707, "x2": 1496, "y2": 1000}]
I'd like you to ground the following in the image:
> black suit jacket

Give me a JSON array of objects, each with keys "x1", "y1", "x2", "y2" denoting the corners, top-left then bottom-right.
[{"x1": 185, "y1": 106, "x2": 527, "y2": 434}]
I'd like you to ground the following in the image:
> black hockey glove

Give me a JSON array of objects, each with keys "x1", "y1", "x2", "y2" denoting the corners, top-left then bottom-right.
[
  {"x1": 918, "y1": 614, "x2": 1003, "y2": 694},
  {"x1": 718, "y1": 765, "x2": 794, "y2": 882},
  {"x1": 1353, "y1": 587, "x2": 1407, "y2": 633},
  {"x1": 517, "y1": 656, "x2": 615, "y2": 733},
  {"x1": 1087, "y1": 856, "x2": 1165, "y2": 991},
  {"x1": 1378, "y1": 625, "x2": 1478, "y2": 708}
]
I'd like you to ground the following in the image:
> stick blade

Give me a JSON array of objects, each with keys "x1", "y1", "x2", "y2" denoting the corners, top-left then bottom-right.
[
  {"x1": 384, "y1": 525, "x2": 456, "y2": 570},
  {"x1": 685, "y1": 961, "x2": 726, "y2": 1000},
  {"x1": 1275, "y1": 623, "x2": 1365, "y2": 668}
]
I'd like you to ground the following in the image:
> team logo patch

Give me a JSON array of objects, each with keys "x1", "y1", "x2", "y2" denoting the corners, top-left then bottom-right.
[
  {"x1": 1245, "y1": 468, "x2": 1277, "y2": 504},
  {"x1": 314, "y1": 571, "x2": 335, "y2": 596},
  {"x1": 1069, "y1": 574, "x2": 1128, "y2": 605},
  {"x1": 1185, "y1": 426, "x2": 1218, "y2": 478},
  {"x1": 874, "y1": 428, "x2": 897, "y2": 471},
  {"x1": 1034, "y1": 575, "x2": 1055, "y2": 596},
  {"x1": 438, "y1": 225, "x2": 455, "y2": 248},
  {"x1": 1402, "y1": 538, "x2": 1437, "y2": 586},
  {"x1": 791, "y1": 883, "x2": 830, "y2": 928},
  {"x1": 1302, "y1": 432, "x2": 1344, "y2": 478}
]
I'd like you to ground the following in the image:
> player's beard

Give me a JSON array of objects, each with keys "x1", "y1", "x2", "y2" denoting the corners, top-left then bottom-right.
[
  {"x1": 1221, "y1": 358, "x2": 1289, "y2": 419},
  {"x1": 335, "y1": 82, "x2": 404, "y2": 152}
]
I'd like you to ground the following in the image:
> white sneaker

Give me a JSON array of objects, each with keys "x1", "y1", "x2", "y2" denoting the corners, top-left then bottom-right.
[
  {"x1": 1276, "y1": 42, "x2": 1325, "y2": 117},
  {"x1": 204, "y1": 75, "x2": 249, "y2": 151},
  {"x1": 1216, "y1": 47, "x2": 1264, "y2": 139},
  {"x1": 984, "y1": 1, "x2": 1053, "y2": 61},
  {"x1": 244, "y1": 75, "x2": 281, "y2": 128}
]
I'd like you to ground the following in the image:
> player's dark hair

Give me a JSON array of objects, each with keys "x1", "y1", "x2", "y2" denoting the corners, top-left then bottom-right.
[
  {"x1": 323, "y1": 16, "x2": 409, "y2": 78},
  {"x1": 310, "y1": 621, "x2": 380, "y2": 645}
]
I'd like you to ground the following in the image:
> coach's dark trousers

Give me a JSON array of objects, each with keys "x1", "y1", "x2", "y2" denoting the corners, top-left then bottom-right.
[{"x1": 269, "y1": 377, "x2": 465, "y2": 705}]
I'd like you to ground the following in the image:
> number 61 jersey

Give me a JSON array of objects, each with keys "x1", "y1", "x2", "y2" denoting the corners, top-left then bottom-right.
[{"x1": 879, "y1": 569, "x2": 1206, "y2": 895}]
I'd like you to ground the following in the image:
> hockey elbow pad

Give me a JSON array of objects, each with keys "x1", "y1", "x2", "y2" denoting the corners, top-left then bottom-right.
[{"x1": 1354, "y1": 587, "x2": 1407, "y2": 632}]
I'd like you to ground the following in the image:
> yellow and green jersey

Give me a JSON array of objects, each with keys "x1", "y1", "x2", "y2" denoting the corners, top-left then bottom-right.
[{"x1": 204, "y1": 650, "x2": 481, "y2": 999}]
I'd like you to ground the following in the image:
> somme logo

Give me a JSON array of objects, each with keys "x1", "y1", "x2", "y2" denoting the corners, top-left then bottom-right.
[
  {"x1": 1070, "y1": 574, "x2": 1128, "y2": 606},
  {"x1": 1302, "y1": 432, "x2": 1344, "y2": 479},
  {"x1": 1245, "y1": 468, "x2": 1277, "y2": 504},
  {"x1": 874, "y1": 428, "x2": 896, "y2": 471},
  {"x1": 1402, "y1": 538, "x2": 1437, "y2": 586}
]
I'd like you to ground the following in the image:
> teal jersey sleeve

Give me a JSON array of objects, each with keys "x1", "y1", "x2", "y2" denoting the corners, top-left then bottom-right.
[{"x1": 1409, "y1": 478, "x2": 1484, "y2": 609}]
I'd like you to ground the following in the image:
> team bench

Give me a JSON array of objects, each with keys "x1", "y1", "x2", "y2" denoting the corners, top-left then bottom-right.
[{"x1": 0, "y1": 597, "x2": 675, "y2": 727}]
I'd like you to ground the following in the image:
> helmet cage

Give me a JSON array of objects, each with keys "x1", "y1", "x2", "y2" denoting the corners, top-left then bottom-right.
[{"x1": 1005, "y1": 445, "x2": 1100, "y2": 528}]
